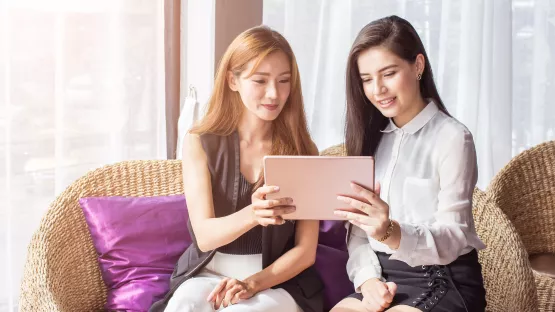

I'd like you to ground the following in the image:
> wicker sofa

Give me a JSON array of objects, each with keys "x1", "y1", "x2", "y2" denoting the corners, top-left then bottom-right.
[
  {"x1": 487, "y1": 140, "x2": 555, "y2": 311},
  {"x1": 19, "y1": 146, "x2": 541, "y2": 311}
]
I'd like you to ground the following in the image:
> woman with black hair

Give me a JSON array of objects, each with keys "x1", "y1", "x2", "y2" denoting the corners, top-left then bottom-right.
[{"x1": 332, "y1": 16, "x2": 486, "y2": 312}]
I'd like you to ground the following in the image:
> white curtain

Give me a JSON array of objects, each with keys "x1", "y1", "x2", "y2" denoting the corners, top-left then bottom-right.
[
  {"x1": 0, "y1": 0, "x2": 166, "y2": 310},
  {"x1": 263, "y1": 0, "x2": 555, "y2": 188}
]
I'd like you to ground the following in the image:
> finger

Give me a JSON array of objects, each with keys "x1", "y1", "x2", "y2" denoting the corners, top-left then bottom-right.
[
  {"x1": 377, "y1": 281, "x2": 394, "y2": 304},
  {"x1": 214, "y1": 279, "x2": 233, "y2": 309},
  {"x1": 237, "y1": 289, "x2": 249, "y2": 300},
  {"x1": 350, "y1": 183, "x2": 383, "y2": 207},
  {"x1": 230, "y1": 287, "x2": 243, "y2": 305},
  {"x1": 363, "y1": 295, "x2": 383, "y2": 312},
  {"x1": 207, "y1": 278, "x2": 228, "y2": 302},
  {"x1": 255, "y1": 206, "x2": 296, "y2": 217},
  {"x1": 214, "y1": 290, "x2": 224, "y2": 310},
  {"x1": 334, "y1": 209, "x2": 377, "y2": 225},
  {"x1": 253, "y1": 185, "x2": 280, "y2": 199},
  {"x1": 255, "y1": 198, "x2": 294, "y2": 209},
  {"x1": 367, "y1": 283, "x2": 387, "y2": 309},
  {"x1": 223, "y1": 285, "x2": 242, "y2": 307},
  {"x1": 348, "y1": 219, "x2": 382, "y2": 237},
  {"x1": 259, "y1": 217, "x2": 285, "y2": 226},
  {"x1": 336, "y1": 196, "x2": 374, "y2": 215},
  {"x1": 385, "y1": 281, "x2": 397, "y2": 297}
]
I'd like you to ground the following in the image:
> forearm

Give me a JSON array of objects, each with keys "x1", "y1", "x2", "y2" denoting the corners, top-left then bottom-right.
[
  {"x1": 347, "y1": 227, "x2": 383, "y2": 292},
  {"x1": 244, "y1": 243, "x2": 315, "y2": 293},
  {"x1": 195, "y1": 206, "x2": 256, "y2": 252}
]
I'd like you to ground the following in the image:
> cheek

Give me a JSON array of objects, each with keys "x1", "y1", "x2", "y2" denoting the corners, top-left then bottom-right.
[
  {"x1": 388, "y1": 74, "x2": 415, "y2": 96},
  {"x1": 240, "y1": 84, "x2": 263, "y2": 103},
  {"x1": 279, "y1": 84, "x2": 291, "y2": 101},
  {"x1": 362, "y1": 83, "x2": 374, "y2": 100}
]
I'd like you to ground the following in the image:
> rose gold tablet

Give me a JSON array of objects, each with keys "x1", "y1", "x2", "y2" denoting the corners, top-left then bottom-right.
[{"x1": 263, "y1": 156, "x2": 374, "y2": 220}]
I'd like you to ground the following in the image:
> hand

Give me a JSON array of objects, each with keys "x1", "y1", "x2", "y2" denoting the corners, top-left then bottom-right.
[
  {"x1": 334, "y1": 182, "x2": 390, "y2": 241},
  {"x1": 206, "y1": 278, "x2": 257, "y2": 309},
  {"x1": 250, "y1": 185, "x2": 296, "y2": 226},
  {"x1": 360, "y1": 278, "x2": 397, "y2": 312}
]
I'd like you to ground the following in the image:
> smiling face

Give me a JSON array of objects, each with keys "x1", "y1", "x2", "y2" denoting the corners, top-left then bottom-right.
[
  {"x1": 228, "y1": 51, "x2": 292, "y2": 122},
  {"x1": 357, "y1": 45, "x2": 425, "y2": 127}
]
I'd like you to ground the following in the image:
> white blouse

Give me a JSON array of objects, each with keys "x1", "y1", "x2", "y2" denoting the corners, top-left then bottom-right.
[{"x1": 346, "y1": 100, "x2": 486, "y2": 292}]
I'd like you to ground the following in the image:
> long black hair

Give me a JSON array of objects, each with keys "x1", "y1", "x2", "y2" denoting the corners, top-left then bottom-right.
[{"x1": 345, "y1": 15, "x2": 449, "y2": 157}]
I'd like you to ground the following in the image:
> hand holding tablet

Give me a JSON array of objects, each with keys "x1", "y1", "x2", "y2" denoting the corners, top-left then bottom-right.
[{"x1": 263, "y1": 156, "x2": 375, "y2": 220}]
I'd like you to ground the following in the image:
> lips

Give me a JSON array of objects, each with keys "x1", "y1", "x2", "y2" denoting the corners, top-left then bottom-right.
[
  {"x1": 261, "y1": 104, "x2": 279, "y2": 111},
  {"x1": 376, "y1": 97, "x2": 396, "y2": 108}
]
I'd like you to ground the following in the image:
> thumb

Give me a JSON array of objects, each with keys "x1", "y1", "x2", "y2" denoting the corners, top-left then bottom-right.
[
  {"x1": 375, "y1": 181, "x2": 381, "y2": 196},
  {"x1": 385, "y1": 281, "x2": 397, "y2": 296}
]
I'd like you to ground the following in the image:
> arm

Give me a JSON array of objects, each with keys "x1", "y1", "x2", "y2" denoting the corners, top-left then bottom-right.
[
  {"x1": 245, "y1": 219, "x2": 320, "y2": 292},
  {"x1": 182, "y1": 133, "x2": 257, "y2": 252},
  {"x1": 346, "y1": 224, "x2": 383, "y2": 293},
  {"x1": 244, "y1": 139, "x2": 321, "y2": 291},
  {"x1": 389, "y1": 129, "x2": 484, "y2": 266}
]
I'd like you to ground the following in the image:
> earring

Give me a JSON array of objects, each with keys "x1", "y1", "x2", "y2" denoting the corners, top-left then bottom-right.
[{"x1": 417, "y1": 73, "x2": 422, "y2": 81}]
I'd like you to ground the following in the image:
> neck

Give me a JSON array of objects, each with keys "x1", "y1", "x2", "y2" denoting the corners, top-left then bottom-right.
[
  {"x1": 237, "y1": 111, "x2": 273, "y2": 144},
  {"x1": 393, "y1": 96, "x2": 428, "y2": 128}
]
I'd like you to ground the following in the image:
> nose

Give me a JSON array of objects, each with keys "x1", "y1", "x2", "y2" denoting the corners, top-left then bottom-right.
[
  {"x1": 372, "y1": 79, "x2": 387, "y2": 96},
  {"x1": 266, "y1": 81, "x2": 278, "y2": 100}
]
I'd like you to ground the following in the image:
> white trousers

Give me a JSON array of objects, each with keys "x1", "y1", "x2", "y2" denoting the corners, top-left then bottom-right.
[{"x1": 164, "y1": 253, "x2": 303, "y2": 312}]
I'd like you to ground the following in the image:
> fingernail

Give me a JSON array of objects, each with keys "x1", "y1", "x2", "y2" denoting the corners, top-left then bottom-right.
[
  {"x1": 351, "y1": 183, "x2": 362, "y2": 191},
  {"x1": 337, "y1": 196, "x2": 347, "y2": 202},
  {"x1": 274, "y1": 186, "x2": 280, "y2": 191},
  {"x1": 334, "y1": 210, "x2": 346, "y2": 216}
]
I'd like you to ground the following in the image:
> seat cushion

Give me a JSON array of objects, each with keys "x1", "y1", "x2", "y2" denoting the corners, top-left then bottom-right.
[
  {"x1": 80, "y1": 195, "x2": 191, "y2": 312},
  {"x1": 530, "y1": 253, "x2": 555, "y2": 279}
]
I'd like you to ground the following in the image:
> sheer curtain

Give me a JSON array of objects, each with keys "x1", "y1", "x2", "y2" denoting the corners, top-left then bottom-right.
[
  {"x1": 0, "y1": 0, "x2": 166, "y2": 310},
  {"x1": 263, "y1": 0, "x2": 555, "y2": 188}
]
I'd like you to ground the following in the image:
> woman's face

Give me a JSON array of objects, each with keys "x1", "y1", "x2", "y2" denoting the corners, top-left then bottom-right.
[
  {"x1": 357, "y1": 45, "x2": 425, "y2": 127},
  {"x1": 229, "y1": 51, "x2": 292, "y2": 122}
]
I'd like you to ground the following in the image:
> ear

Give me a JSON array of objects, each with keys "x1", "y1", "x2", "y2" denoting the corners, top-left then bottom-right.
[
  {"x1": 227, "y1": 71, "x2": 239, "y2": 92},
  {"x1": 415, "y1": 54, "x2": 425, "y2": 76}
]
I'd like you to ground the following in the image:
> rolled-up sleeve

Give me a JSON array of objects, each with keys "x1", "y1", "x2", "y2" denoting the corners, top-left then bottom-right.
[{"x1": 346, "y1": 224, "x2": 383, "y2": 292}]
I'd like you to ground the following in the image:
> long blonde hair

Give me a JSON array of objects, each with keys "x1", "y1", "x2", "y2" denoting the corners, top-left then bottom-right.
[{"x1": 190, "y1": 26, "x2": 314, "y2": 187}]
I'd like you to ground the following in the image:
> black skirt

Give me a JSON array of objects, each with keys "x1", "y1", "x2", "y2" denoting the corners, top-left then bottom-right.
[{"x1": 347, "y1": 250, "x2": 486, "y2": 312}]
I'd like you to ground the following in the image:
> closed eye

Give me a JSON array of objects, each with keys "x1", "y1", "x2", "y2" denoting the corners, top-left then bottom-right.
[{"x1": 384, "y1": 71, "x2": 396, "y2": 77}]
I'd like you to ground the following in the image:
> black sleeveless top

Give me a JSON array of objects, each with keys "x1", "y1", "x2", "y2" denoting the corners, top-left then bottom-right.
[
  {"x1": 150, "y1": 132, "x2": 324, "y2": 312},
  {"x1": 218, "y1": 172, "x2": 262, "y2": 254}
]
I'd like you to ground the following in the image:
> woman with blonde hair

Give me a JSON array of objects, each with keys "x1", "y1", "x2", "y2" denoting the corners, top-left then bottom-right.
[{"x1": 150, "y1": 26, "x2": 323, "y2": 312}]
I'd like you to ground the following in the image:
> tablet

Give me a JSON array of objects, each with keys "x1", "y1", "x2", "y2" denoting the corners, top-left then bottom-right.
[{"x1": 263, "y1": 156, "x2": 374, "y2": 220}]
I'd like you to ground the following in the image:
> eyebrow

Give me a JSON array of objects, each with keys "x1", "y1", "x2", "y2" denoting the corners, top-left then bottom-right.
[
  {"x1": 360, "y1": 64, "x2": 399, "y2": 76},
  {"x1": 252, "y1": 71, "x2": 291, "y2": 76}
]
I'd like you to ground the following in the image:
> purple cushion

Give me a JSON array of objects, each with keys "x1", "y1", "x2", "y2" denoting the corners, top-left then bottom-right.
[
  {"x1": 80, "y1": 195, "x2": 191, "y2": 312},
  {"x1": 319, "y1": 220, "x2": 348, "y2": 251},
  {"x1": 316, "y1": 221, "x2": 353, "y2": 310},
  {"x1": 80, "y1": 196, "x2": 352, "y2": 312}
]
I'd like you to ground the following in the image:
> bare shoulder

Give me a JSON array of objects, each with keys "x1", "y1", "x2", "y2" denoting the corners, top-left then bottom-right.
[{"x1": 182, "y1": 133, "x2": 207, "y2": 163}]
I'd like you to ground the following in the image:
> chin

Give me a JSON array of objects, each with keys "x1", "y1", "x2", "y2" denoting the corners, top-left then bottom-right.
[
  {"x1": 257, "y1": 113, "x2": 280, "y2": 122},
  {"x1": 376, "y1": 107, "x2": 400, "y2": 119}
]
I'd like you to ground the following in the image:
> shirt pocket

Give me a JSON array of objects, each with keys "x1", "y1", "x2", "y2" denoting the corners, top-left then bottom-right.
[{"x1": 402, "y1": 177, "x2": 438, "y2": 222}]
